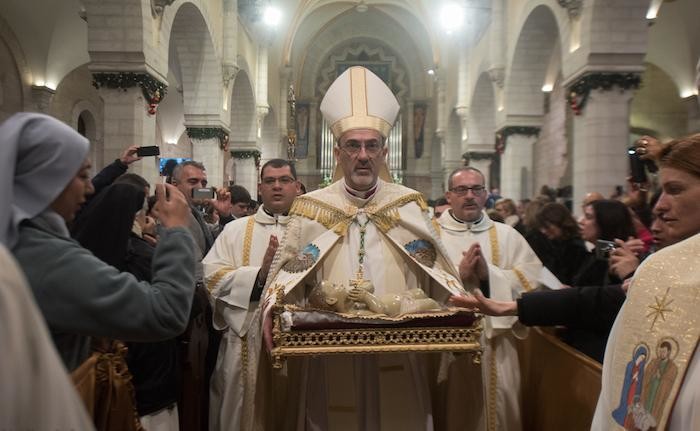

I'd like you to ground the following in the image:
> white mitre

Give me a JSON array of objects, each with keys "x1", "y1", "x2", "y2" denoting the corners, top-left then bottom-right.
[{"x1": 320, "y1": 66, "x2": 400, "y2": 139}]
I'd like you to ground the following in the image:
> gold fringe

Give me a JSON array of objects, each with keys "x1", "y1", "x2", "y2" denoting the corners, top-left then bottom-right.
[
  {"x1": 289, "y1": 191, "x2": 428, "y2": 235},
  {"x1": 488, "y1": 226, "x2": 500, "y2": 267},
  {"x1": 242, "y1": 217, "x2": 255, "y2": 266},
  {"x1": 369, "y1": 192, "x2": 428, "y2": 233},
  {"x1": 206, "y1": 266, "x2": 235, "y2": 292},
  {"x1": 290, "y1": 197, "x2": 351, "y2": 233},
  {"x1": 432, "y1": 218, "x2": 441, "y2": 236},
  {"x1": 513, "y1": 268, "x2": 533, "y2": 292}
]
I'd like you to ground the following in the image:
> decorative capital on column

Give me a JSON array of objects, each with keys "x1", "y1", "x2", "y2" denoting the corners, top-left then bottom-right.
[
  {"x1": 487, "y1": 66, "x2": 505, "y2": 89},
  {"x1": 567, "y1": 72, "x2": 641, "y2": 115},
  {"x1": 186, "y1": 127, "x2": 230, "y2": 151},
  {"x1": 151, "y1": 0, "x2": 176, "y2": 19},
  {"x1": 30, "y1": 85, "x2": 56, "y2": 113},
  {"x1": 92, "y1": 72, "x2": 167, "y2": 116},
  {"x1": 256, "y1": 105, "x2": 270, "y2": 139},
  {"x1": 222, "y1": 63, "x2": 239, "y2": 88},
  {"x1": 455, "y1": 106, "x2": 469, "y2": 142},
  {"x1": 557, "y1": 0, "x2": 583, "y2": 19},
  {"x1": 495, "y1": 126, "x2": 540, "y2": 154},
  {"x1": 231, "y1": 150, "x2": 261, "y2": 168}
]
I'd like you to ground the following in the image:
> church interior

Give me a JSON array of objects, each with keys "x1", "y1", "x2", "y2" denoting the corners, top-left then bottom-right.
[
  {"x1": 1, "y1": 1, "x2": 700, "y2": 430},
  {"x1": 2, "y1": 0, "x2": 698, "y2": 209}
]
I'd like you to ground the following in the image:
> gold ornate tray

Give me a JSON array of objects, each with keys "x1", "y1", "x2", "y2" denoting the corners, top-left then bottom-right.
[{"x1": 270, "y1": 305, "x2": 483, "y2": 368}]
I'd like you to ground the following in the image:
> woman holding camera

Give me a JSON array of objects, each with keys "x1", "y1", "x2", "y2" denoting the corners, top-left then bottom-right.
[{"x1": 574, "y1": 199, "x2": 638, "y2": 287}]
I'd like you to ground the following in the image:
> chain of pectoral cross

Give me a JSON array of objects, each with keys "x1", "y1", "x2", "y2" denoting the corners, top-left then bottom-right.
[{"x1": 355, "y1": 211, "x2": 370, "y2": 271}]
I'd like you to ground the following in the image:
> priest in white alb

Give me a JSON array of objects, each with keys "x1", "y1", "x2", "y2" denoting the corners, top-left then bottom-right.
[
  {"x1": 441, "y1": 166, "x2": 542, "y2": 431},
  {"x1": 204, "y1": 159, "x2": 300, "y2": 431}
]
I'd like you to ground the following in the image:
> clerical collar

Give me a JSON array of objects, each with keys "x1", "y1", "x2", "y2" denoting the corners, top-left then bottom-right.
[
  {"x1": 343, "y1": 180, "x2": 379, "y2": 200},
  {"x1": 262, "y1": 206, "x2": 288, "y2": 218},
  {"x1": 449, "y1": 210, "x2": 483, "y2": 227}
]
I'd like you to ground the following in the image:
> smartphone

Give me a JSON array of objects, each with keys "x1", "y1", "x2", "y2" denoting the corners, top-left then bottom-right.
[
  {"x1": 628, "y1": 147, "x2": 647, "y2": 183},
  {"x1": 595, "y1": 239, "x2": 617, "y2": 260},
  {"x1": 136, "y1": 146, "x2": 161, "y2": 157},
  {"x1": 192, "y1": 187, "x2": 215, "y2": 200}
]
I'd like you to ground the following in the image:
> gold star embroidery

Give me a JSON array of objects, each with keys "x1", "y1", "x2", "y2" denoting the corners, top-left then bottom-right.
[{"x1": 647, "y1": 287, "x2": 674, "y2": 330}]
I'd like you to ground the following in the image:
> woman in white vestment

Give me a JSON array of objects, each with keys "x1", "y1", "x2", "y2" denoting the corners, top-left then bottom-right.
[{"x1": 592, "y1": 133, "x2": 700, "y2": 430}]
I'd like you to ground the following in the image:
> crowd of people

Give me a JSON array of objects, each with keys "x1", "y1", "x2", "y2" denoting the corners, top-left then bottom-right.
[{"x1": 1, "y1": 66, "x2": 698, "y2": 431}]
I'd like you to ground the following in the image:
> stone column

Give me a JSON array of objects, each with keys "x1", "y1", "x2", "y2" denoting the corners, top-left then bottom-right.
[
  {"x1": 465, "y1": 152, "x2": 495, "y2": 187},
  {"x1": 430, "y1": 132, "x2": 446, "y2": 199},
  {"x1": 231, "y1": 151, "x2": 259, "y2": 199},
  {"x1": 186, "y1": 128, "x2": 228, "y2": 189},
  {"x1": 98, "y1": 86, "x2": 159, "y2": 185},
  {"x1": 570, "y1": 74, "x2": 639, "y2": 213},
  {"x1": 499, "y1": 127, "x2": 539, "y2": 200}
]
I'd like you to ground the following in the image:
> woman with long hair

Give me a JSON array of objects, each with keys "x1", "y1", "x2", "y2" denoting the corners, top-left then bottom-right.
[{"x1": 535, "y1": 202, "x2": 589, "y2": 285}]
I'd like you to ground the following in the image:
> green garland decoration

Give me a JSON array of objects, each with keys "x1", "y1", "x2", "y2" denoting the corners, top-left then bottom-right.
[
  {"x1": 231, "y1": 150, "x2": 261, "y2": 167},
  {"x1": 567, "y1": 72, "x2": 641, "y2": 115},
  {"x1": 92, "y1": 72, "x2": 167, "y2": 114},
  {"x1": 186, "y1": 127, "x2": 230, "y2": 150},
  {"x1": 494, "y1": 126, "x2": 540, "y2": 154},
  {"x1": 462, "y1": 151, "x2": 495, "y2": 162}
]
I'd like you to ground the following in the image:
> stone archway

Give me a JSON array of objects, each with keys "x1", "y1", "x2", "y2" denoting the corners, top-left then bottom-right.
[
  {"x1": 504, "y1": 4, "x2": 561, "y2": 119},
  {"x1": 169, "y1": 2, "x2": 223, "y2": 121}
]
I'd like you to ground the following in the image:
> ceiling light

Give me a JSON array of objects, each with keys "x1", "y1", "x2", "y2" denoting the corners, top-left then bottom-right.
[
  {"x1": 440, "y1": 3, "x2": 465, "y2": 34},
  {"x1": 262, "y1": 5, "x2": 281, "y2": 27}
]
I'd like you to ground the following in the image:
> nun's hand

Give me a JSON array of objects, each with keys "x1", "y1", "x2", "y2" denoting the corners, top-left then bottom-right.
[{"x1": 152, "y1": 183, "x2": 189, "y2": 228}]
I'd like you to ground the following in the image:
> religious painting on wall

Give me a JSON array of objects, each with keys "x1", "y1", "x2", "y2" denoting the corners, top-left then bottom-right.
[
  {"x1": 296, "y1": 103, "x2": 309, "y2": 159},
  {"x1": 414, "y1": 104, "x2": 427, "y2": 158}
]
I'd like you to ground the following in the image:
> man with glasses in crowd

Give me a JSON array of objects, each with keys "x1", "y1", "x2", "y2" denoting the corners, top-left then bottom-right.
[
  {"x1": 203, "y1": 158, "x2": 300, "y2": 431},
  {"x1": 260, "y1": 66, "x2": 466, "y2": 430},
  {"x1": 438, "y1": 166, "x2": 542, "y2": 431}
]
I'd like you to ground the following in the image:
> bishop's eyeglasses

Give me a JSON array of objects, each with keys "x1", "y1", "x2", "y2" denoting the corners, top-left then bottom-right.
[
  {"x1": 339, "y1": 141, "x2": 383, "y2": 156},
  {"x1": 449, "y1": 185, "x2": 486, "y2": 196}
]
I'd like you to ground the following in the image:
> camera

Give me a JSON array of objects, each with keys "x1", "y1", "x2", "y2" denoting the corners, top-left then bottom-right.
[
  {"x1": 136, "y1": 146, "x2": 160, "y2": 157},
  {"x1": 627, "y1": 147, "x2": 646, "y2": 183},
  {"x1": 595, "y1": 239, "x2": 617, "y2": 260},
  {"x1": 192, "y1": 187, "x2": 215, "y2": 200}
]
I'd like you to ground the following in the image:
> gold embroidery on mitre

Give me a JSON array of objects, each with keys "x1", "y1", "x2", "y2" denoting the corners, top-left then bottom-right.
[
  {"x1": 330, "y1": 116, "x2": 392, "y2": 139},
  {"x1": 329, "y1": 67, "x2": 393, "y2": 139}
]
